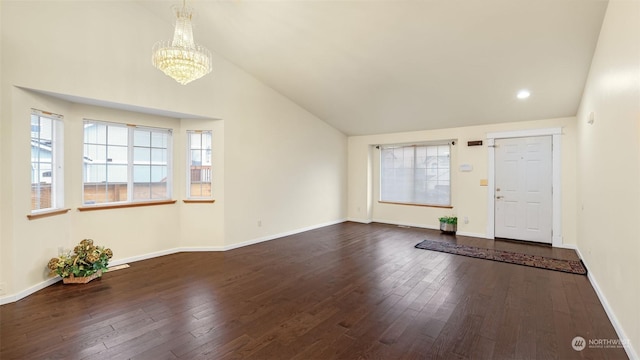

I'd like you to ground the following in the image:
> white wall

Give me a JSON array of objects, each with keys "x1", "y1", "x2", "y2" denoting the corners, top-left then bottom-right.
[
  {"x1": 224, "y1": 94, "x2": 347, "y2": 245},
  {"x1": 576, "y1": 0, "x2": 640, "y2": 357},
  {"x1": 0, "y1": 1, "x2": 347, "y2": 300},
  {"x1": 348, "y1": 117, "x2": 577, "y2": 243},
  {"x1": 2, "y1": 89, "x2": 76, "y2": 296}
]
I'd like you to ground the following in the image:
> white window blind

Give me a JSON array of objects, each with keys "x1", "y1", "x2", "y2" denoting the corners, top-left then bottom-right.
[{"x1": 380, "y1": 143, "x2": 451, "y2": 206}]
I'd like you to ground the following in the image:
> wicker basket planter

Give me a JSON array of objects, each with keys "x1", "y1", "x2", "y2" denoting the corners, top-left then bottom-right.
[{"x1": 62, "y1": 270, "x2": 102, "y2": 284}]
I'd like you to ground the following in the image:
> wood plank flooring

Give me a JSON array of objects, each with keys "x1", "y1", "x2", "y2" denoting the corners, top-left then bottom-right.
[{"x1": 0, "y1": 222, "x2": 628, "y2": 359}]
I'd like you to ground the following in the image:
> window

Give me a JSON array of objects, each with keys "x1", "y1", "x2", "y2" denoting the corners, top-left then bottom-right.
[
  {"x1": 380, "y1": 143, "x2": 451, "y2": 206},
  {"x1": 187, "y1": 130, "x2": 212, "y2": 199},
  {"x1": 31, "y1": 110, "x2": 64, "y2": 211},
  {"x1": 83, "y1": 120, "x2": 172, "y2": 205}
]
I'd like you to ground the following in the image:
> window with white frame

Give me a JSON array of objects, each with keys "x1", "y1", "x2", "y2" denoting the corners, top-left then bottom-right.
[
  {"x1": 186, "y1": 130, "x2": 212, "y2": 199},
  {"x1": 31, "y1": 110, "x2": 64, "y2": 212},
  {"x1": 83, "y1": 120, "x2": 172, "y2": 205},
  {"x1": 380, "y1": 143, "x2": 451, "y2": 206}
]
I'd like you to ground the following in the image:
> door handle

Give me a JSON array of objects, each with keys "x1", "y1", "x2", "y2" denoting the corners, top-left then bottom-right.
[{"x1": 496, "y1": 196, "x2": 504, "y2": 200}]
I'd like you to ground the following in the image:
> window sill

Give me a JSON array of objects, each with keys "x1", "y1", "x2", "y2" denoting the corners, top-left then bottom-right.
[
  {"x1": 378, "y1": 201, "x2": 453, "y2": 209},
  {"x1": 183, "y1": 199, "x2": 216, "y2": 204},
  {"x1": 78, "y1": 200, "x2": 177, "y2": 212},
  {"x1": 27, "y1": 208, "x2": 71, "y2": 220}
]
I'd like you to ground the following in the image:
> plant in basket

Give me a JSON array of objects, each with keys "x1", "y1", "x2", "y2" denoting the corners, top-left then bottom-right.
[
  {"x1": 438, "y1": 215, "x2": 458, "y2": 233},
  {"x1": 47, "y1": 239, "x2": 113, "y2": 284}
]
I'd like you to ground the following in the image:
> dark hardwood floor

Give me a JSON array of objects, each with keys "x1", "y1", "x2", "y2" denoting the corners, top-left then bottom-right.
[{"x1": 0, "y1": 222, "x2": 628, "y2": 359}]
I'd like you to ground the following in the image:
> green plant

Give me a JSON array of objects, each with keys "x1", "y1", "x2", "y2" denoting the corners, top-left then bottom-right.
[
  {"x1": 47, "y1": 239, "x2": 113, "y2": 278},
  {"x1": 438, "y1": 216, "x2": 458, "y2": 225}
]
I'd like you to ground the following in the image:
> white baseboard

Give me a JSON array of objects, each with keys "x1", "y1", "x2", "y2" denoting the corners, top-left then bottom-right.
[
  {"x1": 222, "y1": 219, "x2": 346, "y2": 251},
  {"x1": 371, "y1": 219, "x2": 490, "y2": 240},
  {"x1": 555, "y1": 243, "x2": 578, "y2": 251},
  {"x1": 574, "y1": 247, "x2": 638, "y2": 360},
  {"x1": 0, "y1": 219, "x2": 347, "y2": 305},
  {"x1": 372, "y1": 218, "x2": 439, "y2": 230},
  {"x1": 454, "y1": 231, "x2": 491, "y2": 239},
  {"x1": 176, "y1": 246, "x2": 226, "y2": 252},
  {"x1": 0, "y1": 276, "x2": 61, "y2": 305},
  {"x1": 108, "y1": 248, "x2": 182, "y2": 268},
  {"x1": 346, "y1": 217, "x2": 372, "y2": 224}
]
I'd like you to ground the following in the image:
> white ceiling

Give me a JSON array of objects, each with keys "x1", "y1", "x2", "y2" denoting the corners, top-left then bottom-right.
[{"x1": 142, "y1": 0, "x2": 608, "y2": 136}]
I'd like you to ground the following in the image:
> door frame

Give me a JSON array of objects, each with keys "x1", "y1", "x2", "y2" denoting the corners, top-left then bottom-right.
[{"x1": 486, "y1": 128, "x2": 563, "y2": 247}]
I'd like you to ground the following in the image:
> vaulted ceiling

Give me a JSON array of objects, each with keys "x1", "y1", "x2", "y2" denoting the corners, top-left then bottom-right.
[{"x1": 141, "y1": 0, "x2": 608, "y2": 136}]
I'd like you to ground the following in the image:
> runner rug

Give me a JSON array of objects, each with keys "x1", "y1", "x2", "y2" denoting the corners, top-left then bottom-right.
[{"x1": 415, "y1": 239, "x2": 587, "y2": 275}]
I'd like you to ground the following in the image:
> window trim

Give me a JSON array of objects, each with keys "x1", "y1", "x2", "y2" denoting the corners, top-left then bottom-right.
[
  {"x1": 77, "y1": 199, "x2": 176, "y2": 212},
  {"x1": 30, "y1": 109, "x2": 64, "y2": 213},
  {"x1": 183, "y1": 199, "x2": 215, "y2": 204},
  {"x1": 27, "y1": 208, "x2": 71, "y2": 220},
  {"x1": 379, "y1": 141, "x2": 452, "y2": 207},
  {"x1": 377, "y1": 201, "x2": 453, "y2": 209},
  {"x1": 82, "y1": 119, "x2": 173, "y2": 206}
]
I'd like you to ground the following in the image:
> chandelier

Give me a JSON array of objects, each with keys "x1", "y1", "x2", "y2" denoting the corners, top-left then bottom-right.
[{"x1": 152, "y1": 1, "x2": 212, "y2": 85}]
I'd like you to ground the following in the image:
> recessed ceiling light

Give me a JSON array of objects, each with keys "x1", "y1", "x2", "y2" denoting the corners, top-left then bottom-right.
[{"x1": 517, "y1": 89, "x2": 531, "y2": 99}]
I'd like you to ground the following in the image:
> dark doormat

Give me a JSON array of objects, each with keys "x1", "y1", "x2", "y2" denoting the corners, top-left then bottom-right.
[{"x1": 415, "y1": 239, "x2": 587, "y2": 275}]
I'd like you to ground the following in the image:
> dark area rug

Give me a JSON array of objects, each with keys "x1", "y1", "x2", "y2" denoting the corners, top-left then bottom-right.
[{"x1": 415, "y1": 239, "x2": 587, "y2": 275}]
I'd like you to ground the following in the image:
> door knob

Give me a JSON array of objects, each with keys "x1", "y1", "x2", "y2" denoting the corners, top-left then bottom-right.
[{"x1": 496, "y1": 196, "x2": 504, "y2": 200}]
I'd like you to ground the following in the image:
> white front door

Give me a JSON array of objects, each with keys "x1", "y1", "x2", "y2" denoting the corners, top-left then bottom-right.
[{"x1": 494, "y1": 136, "x2": 552, "y2": 243}]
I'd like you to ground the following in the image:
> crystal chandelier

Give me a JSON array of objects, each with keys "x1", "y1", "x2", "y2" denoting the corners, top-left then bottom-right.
[{"x1": 152, "y1": 1, "x2": 212, "y2": 85}]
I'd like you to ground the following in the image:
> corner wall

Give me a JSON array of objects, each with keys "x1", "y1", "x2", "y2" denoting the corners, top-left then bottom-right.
[{"x1": 576, "y1": 0, "x2": 640, "y2": 357}]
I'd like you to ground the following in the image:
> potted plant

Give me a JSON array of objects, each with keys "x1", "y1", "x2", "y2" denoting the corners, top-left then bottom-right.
[
  {"x1": 47, "y1": 239, "x2": 113, "y2": 284},
  {"x1": 438, "y1": 216, "x2": 457, "y2": 234}
]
